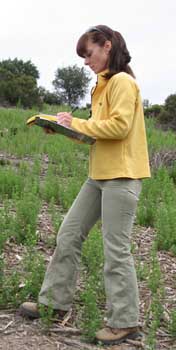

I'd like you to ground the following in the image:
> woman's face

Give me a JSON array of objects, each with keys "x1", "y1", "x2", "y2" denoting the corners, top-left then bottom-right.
[{"x1": 84, "y1": 39, "x2": 111, "y2": 74}]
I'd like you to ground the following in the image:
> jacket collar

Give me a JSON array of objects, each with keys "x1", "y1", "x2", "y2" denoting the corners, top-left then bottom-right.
[
  {"x1": 97, "y1": 69, "x2": 109, "y2": 86},
  {"x1": 91, "y1": 70, "x2": 109, "y2": 96}
]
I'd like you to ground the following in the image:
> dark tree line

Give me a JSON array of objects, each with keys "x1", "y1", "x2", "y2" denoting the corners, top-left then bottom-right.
[
  {"x1": 144, "y1": 94, "x2": 176, "y2": 131},
  {"x1": 0, "y1": 58, "x2": 91, "y2": 108},
  {"x1": 1, "y1": 57, "x2": 175, "y2": 126}
]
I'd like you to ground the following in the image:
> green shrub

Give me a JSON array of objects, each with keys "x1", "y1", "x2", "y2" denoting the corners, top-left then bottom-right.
[
  {"x1": 80, "y1": 228, "x2": 105, "y2": 340},
  {"x1": 169, "y1": 310, "x2": 176, "y2": 338},
  {"x1": 80, "y1": 276, "x2": 102, "y2": 342},
  {"x1": 19, "y1": 249, "x2": 45, "y2": 301},
  {"x1": 137, "y1": 167, "x2": 176, "y2": 228},
  {"x1": 14, "y1": 192, "x2": 41, "y2": 244},
  {"x1": 155, "y1": 205, "x2": 176, "y2": 252},
  {"x1": 0, "y1": 167, "x2": 25, "y2": 198}
]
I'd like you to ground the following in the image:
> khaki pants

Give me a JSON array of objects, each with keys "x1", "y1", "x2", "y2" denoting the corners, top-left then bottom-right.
[{"x1": 39, "y1": 178, "x2": 142, "y2": 328}]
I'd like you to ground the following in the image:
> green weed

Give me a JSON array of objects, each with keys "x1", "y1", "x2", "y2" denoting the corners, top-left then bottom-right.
[
  {"x1": 169, "y1": 309, "x2": 176, "y2": 338},
  {"x1": 136, "y1": 260, "x2": 149, "y2": 281},
  {"x1": 80, "y1": 228, "x2": 104, "y2": 340},
  {"x1": 14, "y1": 192, "x2": 41, "y2": 245},
  {"x1": 155, "y1": 204, "x2": 176, "y2": 252},
  {"x1": 147, "y1": 246, "x2": 162, "y2": 294},
  {"x1": 48, "y1": 200, "x2": 63, "y2": 234},
  {"x1": 39, "y1": 291, "x2": 55, "y2": 330},
  {"x1": 137, "y1": 167, "x2": 176, "y2": 229},
  {"x1": 0, "y1": 270, "x2": 21, "y2": 308},
  {"x1": 80, "y1": 276, "x2": 102, "y2": 342},
  {"x1": 18, "y1": 249, "x2": 46, "y2": 302}
]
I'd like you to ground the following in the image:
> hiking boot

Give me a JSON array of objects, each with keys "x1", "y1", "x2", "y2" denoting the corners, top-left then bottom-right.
[
  {"x1": 95, "y1": 326, "x2": 142, "y2": 345},
  {"x1": 18, "y1": 302, "x2": 67, "y2": 319}
]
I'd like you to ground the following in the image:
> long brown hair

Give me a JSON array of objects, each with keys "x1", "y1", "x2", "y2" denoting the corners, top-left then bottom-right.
[{"x1": 76, "y1": 25, "x2": 135, "y2": 79}]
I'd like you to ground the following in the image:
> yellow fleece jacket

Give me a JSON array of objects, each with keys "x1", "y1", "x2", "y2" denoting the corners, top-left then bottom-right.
[{"x1": 71, "y1": 71, "x2": 150, "y2": 180}]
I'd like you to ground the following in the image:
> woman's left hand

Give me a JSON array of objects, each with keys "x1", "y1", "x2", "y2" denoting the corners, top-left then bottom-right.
[{"x1": 56, "y1": 112, "x2": 73, "y2": 128}]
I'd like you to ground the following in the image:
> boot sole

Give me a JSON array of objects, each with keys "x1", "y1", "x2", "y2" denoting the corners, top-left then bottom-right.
[
  {"x1": 97, "y1": 331, "x2": 143, "y2": 345},
  {"x1": 18, "y1": 305, "x2": 68, "y2": 320}
]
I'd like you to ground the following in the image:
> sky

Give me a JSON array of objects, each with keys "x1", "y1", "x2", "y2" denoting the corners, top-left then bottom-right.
[{"x1": 0, "y1": 0, "x2": 176, "y2": 106}]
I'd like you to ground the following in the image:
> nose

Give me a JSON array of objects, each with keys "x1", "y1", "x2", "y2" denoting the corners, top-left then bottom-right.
[{"x1": 84, "y1": 57, "x2": 89, "y2": 65}]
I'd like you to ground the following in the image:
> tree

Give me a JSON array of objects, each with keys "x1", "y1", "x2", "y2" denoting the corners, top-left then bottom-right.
[
  {"x1": 38, "y1": 87, "x2": 62, "y2": 105},
  {"x1": 156, "y1": 93, "x2": 176, "y2": 131},
  {"x1": 0, "y1": 58, "x2": 39, "y2": 79},
  {"x1": 158, "y1": 94, "x2": 176, "y2": 123},
  {"x1": 144, "y1": 104, "x2": 163, "y2": 118},
  {"x1": 52, "y1": 65, "x2": 91, "y2": 106},
  {"x1": 0, "y1": 58, "x2": 40, "y2": 107},
  {"x1": 164, "y1": 94, "x2": 176, "y2": 115}
]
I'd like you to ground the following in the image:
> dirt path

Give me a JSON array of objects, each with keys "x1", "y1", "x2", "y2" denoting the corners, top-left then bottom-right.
[{"x1": 0, "y1": 310, "x2": 142, "y2": 350}]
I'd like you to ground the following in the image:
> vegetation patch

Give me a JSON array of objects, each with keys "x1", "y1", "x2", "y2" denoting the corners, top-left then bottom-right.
[{"x1": 0, "y1": 108, "x2": 176, "y2": 350}]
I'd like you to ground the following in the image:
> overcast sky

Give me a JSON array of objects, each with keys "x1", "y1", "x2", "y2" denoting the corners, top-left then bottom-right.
[{"x1": 1, "y1": 0, "x2": 176, "y2": 105}]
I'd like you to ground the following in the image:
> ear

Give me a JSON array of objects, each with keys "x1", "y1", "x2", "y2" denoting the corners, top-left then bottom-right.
[{"x1": 104, "y1": 40, "x2": 112, "y2": 53}]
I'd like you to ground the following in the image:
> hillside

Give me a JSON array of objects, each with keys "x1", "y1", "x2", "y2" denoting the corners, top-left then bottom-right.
[{"x1": 0, "y1": 108, "x2": 176, "y2": 350}]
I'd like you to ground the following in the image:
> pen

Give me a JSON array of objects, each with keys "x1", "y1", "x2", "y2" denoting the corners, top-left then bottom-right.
[{"x1": 71, "y1": 106, "x2": 78, "y2": 113}]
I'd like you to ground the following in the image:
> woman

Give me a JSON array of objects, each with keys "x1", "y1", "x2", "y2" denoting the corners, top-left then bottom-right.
[{"x1": 20, "y1": 25, "x2": 150, "y2": 345}]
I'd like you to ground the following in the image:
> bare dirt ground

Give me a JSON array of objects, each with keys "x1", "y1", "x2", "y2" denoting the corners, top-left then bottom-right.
[{"x1": 0, "y1": 154, "x2": 176, "y2": 350}]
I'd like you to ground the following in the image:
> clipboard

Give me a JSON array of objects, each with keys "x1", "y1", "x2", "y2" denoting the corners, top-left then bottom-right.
[{"x1": 26, "y1": 115, "x2": 95, "y2": 145}]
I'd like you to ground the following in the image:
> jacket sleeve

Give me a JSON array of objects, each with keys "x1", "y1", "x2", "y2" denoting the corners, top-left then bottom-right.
[{"x1": 71, "y1": 76, "x2": 137, "y2": 140}]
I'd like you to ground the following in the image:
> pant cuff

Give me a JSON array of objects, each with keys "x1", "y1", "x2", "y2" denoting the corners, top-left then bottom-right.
[{"x1": 38, "y1": 296, "x2": 71, "y2": 311}]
